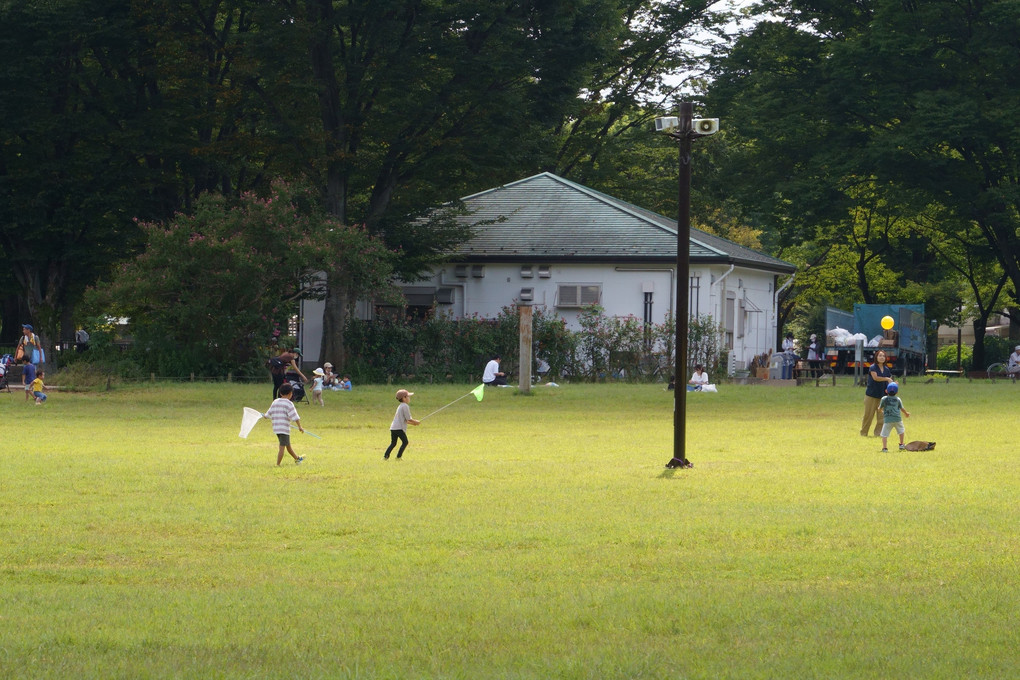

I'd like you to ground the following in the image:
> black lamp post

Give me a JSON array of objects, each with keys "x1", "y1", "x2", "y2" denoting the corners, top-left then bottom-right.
[{"x1": 656, "y1": 103, "x2": 719, "y2": 470}]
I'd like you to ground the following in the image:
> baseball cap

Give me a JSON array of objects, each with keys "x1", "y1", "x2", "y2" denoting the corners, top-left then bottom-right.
[
  {"x1": 886, "y1": 382, "x2": 898, "y2": 395},
  {"x1": 395, "y1": 389, "x2": 414, "y2": 400},
  {"x1": 22, "y1": 323, "x2": 33, "y2": 331},
  {"x1": 324, "y1": 362, "x2": 333, "y2": 368}
]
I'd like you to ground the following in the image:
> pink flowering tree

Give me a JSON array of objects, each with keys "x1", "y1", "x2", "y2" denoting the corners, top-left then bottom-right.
[{"x1": 86, "y1": 182, "x2": 393, "y2": 376}]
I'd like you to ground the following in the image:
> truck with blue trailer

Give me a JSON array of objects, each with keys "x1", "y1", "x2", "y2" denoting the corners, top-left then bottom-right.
[{"x1": 823, "y1": 304, "x2": 927, "y2": 376}]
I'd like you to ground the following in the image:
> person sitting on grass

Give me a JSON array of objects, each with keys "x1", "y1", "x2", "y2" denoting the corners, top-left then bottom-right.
[
  {"x1": 32, "y1": 370, "x2": 47, "y2": 405},
  {"x1": 265, "y1": 383, "x2": 305, "y2": 466},
  {"x1": 482, "y1": 355, "x2": 509, "y2": 387},
  {"x1": 1008, "y1": 345, "x2": 1020, "y2": 377},
  {"x1": 687, "y1": 364, "x2": 709, "y2": 392}
]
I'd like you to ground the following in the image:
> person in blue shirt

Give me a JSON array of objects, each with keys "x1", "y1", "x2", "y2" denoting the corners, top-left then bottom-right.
[{"x1": 878, "y1": 382, "x2": 911, "y2": 452}]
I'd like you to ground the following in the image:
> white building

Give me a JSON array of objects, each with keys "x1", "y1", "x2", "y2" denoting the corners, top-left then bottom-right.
[{"x1": 301, "y1": 173, "x2": 796, "y2": 371}]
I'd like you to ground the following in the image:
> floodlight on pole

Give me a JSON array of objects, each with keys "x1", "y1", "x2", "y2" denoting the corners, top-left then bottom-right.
[{"x1": 655, "y1": 103, "x2": 719, "y2": 470}]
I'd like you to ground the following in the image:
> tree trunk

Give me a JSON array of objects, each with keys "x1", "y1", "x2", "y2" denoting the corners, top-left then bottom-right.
[
  {"x1": 319, "y1": 282, "x2": 349, "y2": 372},
  {"x1": 971, "y1": 317, "x2": 987, "y2": 370}
]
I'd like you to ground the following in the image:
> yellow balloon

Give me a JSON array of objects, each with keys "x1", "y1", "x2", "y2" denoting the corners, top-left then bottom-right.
[{"x1": 881, "y1": 315, "x2": 895, "y2": 330}]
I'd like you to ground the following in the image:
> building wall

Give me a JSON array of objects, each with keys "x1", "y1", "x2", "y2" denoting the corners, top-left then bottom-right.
[{"x1": 299, "y1": 262, "x2": 781, "y2": 369}]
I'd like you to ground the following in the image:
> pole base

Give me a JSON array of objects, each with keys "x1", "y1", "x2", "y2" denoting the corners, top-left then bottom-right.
[{"x1": 665, "y1": 457, "x2": 693, "y2": 469}]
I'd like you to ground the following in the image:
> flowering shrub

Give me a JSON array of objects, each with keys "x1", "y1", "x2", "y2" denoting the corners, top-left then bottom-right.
[
  {"x1": 84, "y1": 181, "x2": 393, "y2": 377},
  {"x1": 342, "y1": 304, "x2": 721, "y2": 384}
]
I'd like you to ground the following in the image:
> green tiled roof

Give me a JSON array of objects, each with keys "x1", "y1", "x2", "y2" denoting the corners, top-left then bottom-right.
[{"x1": 450, "y1": 172, "x2": 796, "y2": 273}]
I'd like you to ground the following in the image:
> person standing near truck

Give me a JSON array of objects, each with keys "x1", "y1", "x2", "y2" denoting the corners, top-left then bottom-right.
[{"x1": 861, "y1": 350, "x2": 893, "y2": 437}]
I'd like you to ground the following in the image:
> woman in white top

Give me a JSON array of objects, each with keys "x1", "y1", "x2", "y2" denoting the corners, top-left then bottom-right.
[{"x1": 687, "y1": 364, "x2": 709, "y2": 391}]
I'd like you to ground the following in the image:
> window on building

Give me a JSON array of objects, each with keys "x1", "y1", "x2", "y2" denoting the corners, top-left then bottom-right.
[
  {"x1": 557, "y1": 284, "x2": 601, "y2": 308},
  {"x1": 724, "y1": 294, "x2": 735, "y2": 349},
  {"x1": 689, "y1": 275, "x2": 700, "y2": 317},
  {"x1": 643, "y1": 291, "x2": 654, "y2": 350}
]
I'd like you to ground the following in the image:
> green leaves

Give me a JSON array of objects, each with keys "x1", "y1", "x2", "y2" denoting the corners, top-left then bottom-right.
[{"x1": 86, "y1": 182, "x2": 393, "y2": 375}]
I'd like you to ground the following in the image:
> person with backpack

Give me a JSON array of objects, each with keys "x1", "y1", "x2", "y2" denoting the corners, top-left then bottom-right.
[
  {"x1": 16, "y1": 324, "x2": 43, "y2": 366},
  {"x1": 269, "y1": 348, "x2": 306, "y2": 399}
]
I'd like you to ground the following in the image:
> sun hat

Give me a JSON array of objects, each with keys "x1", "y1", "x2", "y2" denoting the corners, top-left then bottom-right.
[
  {"x1": 1015, "y1": 345, "x2": 1020, "y2": 351},
  {"x1": 313, "y1": 368, "x2": 325, "y2": 376},
  {"x1": 810, "y1": 333, "x2": 817, "y2": 340},
  {"x1": 395, "y1": 389, "x2": 414, "y2": 400},
  {"x1": 324, "y1": 362, "x2": 333, "y2": 368}
]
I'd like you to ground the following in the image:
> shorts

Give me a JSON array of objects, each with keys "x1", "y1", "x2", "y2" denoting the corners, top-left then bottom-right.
[
  {"x1": 880, "y1": 421, "x2": 905, "y2": 437},
  {"x1": 276, "y1": 433, "x2": 291, "y2": 446},
  {"x1": 34, "y1": 392, "x2": 47, "y2": 402}
]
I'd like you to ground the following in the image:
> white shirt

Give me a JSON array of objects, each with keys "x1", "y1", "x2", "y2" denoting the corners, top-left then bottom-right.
[
  {"x1": 483, "y1": 359, "x2": 500, "y2": 383},
  {"x1": 782, "y1": 337, "x2": 795, "y2": 352},
  {"x1": 807, "y1": 341, "x2": 821, "y2": 361},
  {"x1": 1008, "y1": 351, "x2": 1020, "y2": 370},
  {"x1": 689, "y1": 370, "x2": 709, "y2": 385}
]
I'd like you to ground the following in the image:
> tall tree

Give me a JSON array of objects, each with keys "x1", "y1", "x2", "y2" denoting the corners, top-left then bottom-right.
[
  {"x1": 0, "y1": 0, "x2": 307, "y2": 352},
  {"x1": 86, "y1": 182, "x2": 392, "y2": 375},
  {"x1": 251, "y1": 0, "x2": 630, "y2": 368},
  {"x1": 705, "y1": 0, "x2": 1020, "y2": 334}
]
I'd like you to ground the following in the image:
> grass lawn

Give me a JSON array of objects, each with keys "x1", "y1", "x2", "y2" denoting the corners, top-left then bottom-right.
[{"x1": 2, "y1": 379, "x2": 1018, "y2": 679}]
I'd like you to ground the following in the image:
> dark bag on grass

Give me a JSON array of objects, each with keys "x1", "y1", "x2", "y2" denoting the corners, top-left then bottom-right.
[{"x1": 904, "y1": 441, "x2": 936, "y2": 451}]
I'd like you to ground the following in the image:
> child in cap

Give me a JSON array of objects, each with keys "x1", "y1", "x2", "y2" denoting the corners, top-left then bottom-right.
[
  {"x1": 311, "y1": 368, "x2": 325, "y2": 406},
  {"x1": 384, "y1": 389, "x2": 420, "y2": 460},
  {"x1": 878, "y1": 382, "x2": 911, "y2": 452}
]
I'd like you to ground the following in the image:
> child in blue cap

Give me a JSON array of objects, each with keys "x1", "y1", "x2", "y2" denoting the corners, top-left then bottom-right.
[{"x1": 878, "y1": 382, "x2": 911, "y2": 452}]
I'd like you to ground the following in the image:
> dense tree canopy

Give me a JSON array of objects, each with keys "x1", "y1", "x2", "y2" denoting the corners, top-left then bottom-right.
[
  {"x1": 4, "y1": 0, "x2": 1018, "y2": 373},
  {"x1": 703, "y1": 0, "x2": 1020, "y2": 355},
  {"x1": 86, "y1": 182, "x2": 393, "y2": 375}
]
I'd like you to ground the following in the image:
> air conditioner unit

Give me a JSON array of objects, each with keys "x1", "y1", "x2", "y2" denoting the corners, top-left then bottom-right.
[
  {"x1": 520, "y1": 265, "x2": 534, "y2": 278},
  {"x1": 471, "y1": 265, "x2": 485, "y2": 278},
  {"x1": 454, "y1": 265, "x2": 468, "y2": 278}
]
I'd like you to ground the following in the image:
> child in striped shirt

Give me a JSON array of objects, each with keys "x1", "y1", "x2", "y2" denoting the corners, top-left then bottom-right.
[{"x1": 265, "y1": 383, "x2": 305, "y2": 465}]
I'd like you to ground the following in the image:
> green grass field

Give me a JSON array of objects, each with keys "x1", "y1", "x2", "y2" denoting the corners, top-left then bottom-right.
[{"x1": 2, "y1": 379, "x2": 1018, "y2": 679}]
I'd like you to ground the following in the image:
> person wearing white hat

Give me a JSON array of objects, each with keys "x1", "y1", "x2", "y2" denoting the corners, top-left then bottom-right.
[
  {"x1": 311, "y1": 367, "x2": 326, "y2": 406},
  {"x1": 384, "y1": 389, "x2": 420, "y2": 460},
  {"x1": 807, "y1": 333, "x2": 822, "y2": 362},
  {"x1": 1008, "y1": 345, "x2": 1020, "y2": 377}
]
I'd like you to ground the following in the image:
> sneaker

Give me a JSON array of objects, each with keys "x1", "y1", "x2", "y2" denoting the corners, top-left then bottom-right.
[
  {"x1": 295, "y1": 456, "x2": 305, "y2": 465},
  {"x1": 881, "y1": 448, "x2": 888, "y2": 452},
  {"x1": 899, "y1": 444, "x2": 906, "y2": 450}
]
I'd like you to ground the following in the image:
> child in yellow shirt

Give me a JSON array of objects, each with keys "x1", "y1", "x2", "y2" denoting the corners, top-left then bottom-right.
[{"x1": 31, "y1": 371, "x2": 47, "y2": 404}]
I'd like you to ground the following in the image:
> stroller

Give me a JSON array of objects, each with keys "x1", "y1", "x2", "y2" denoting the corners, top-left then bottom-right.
[
  {"x1": 285, "y1": 371, "x2": 309, "y2": 403},
  {"x1": 0, "y1": 354, "x2": 13, "y2": 393}
]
